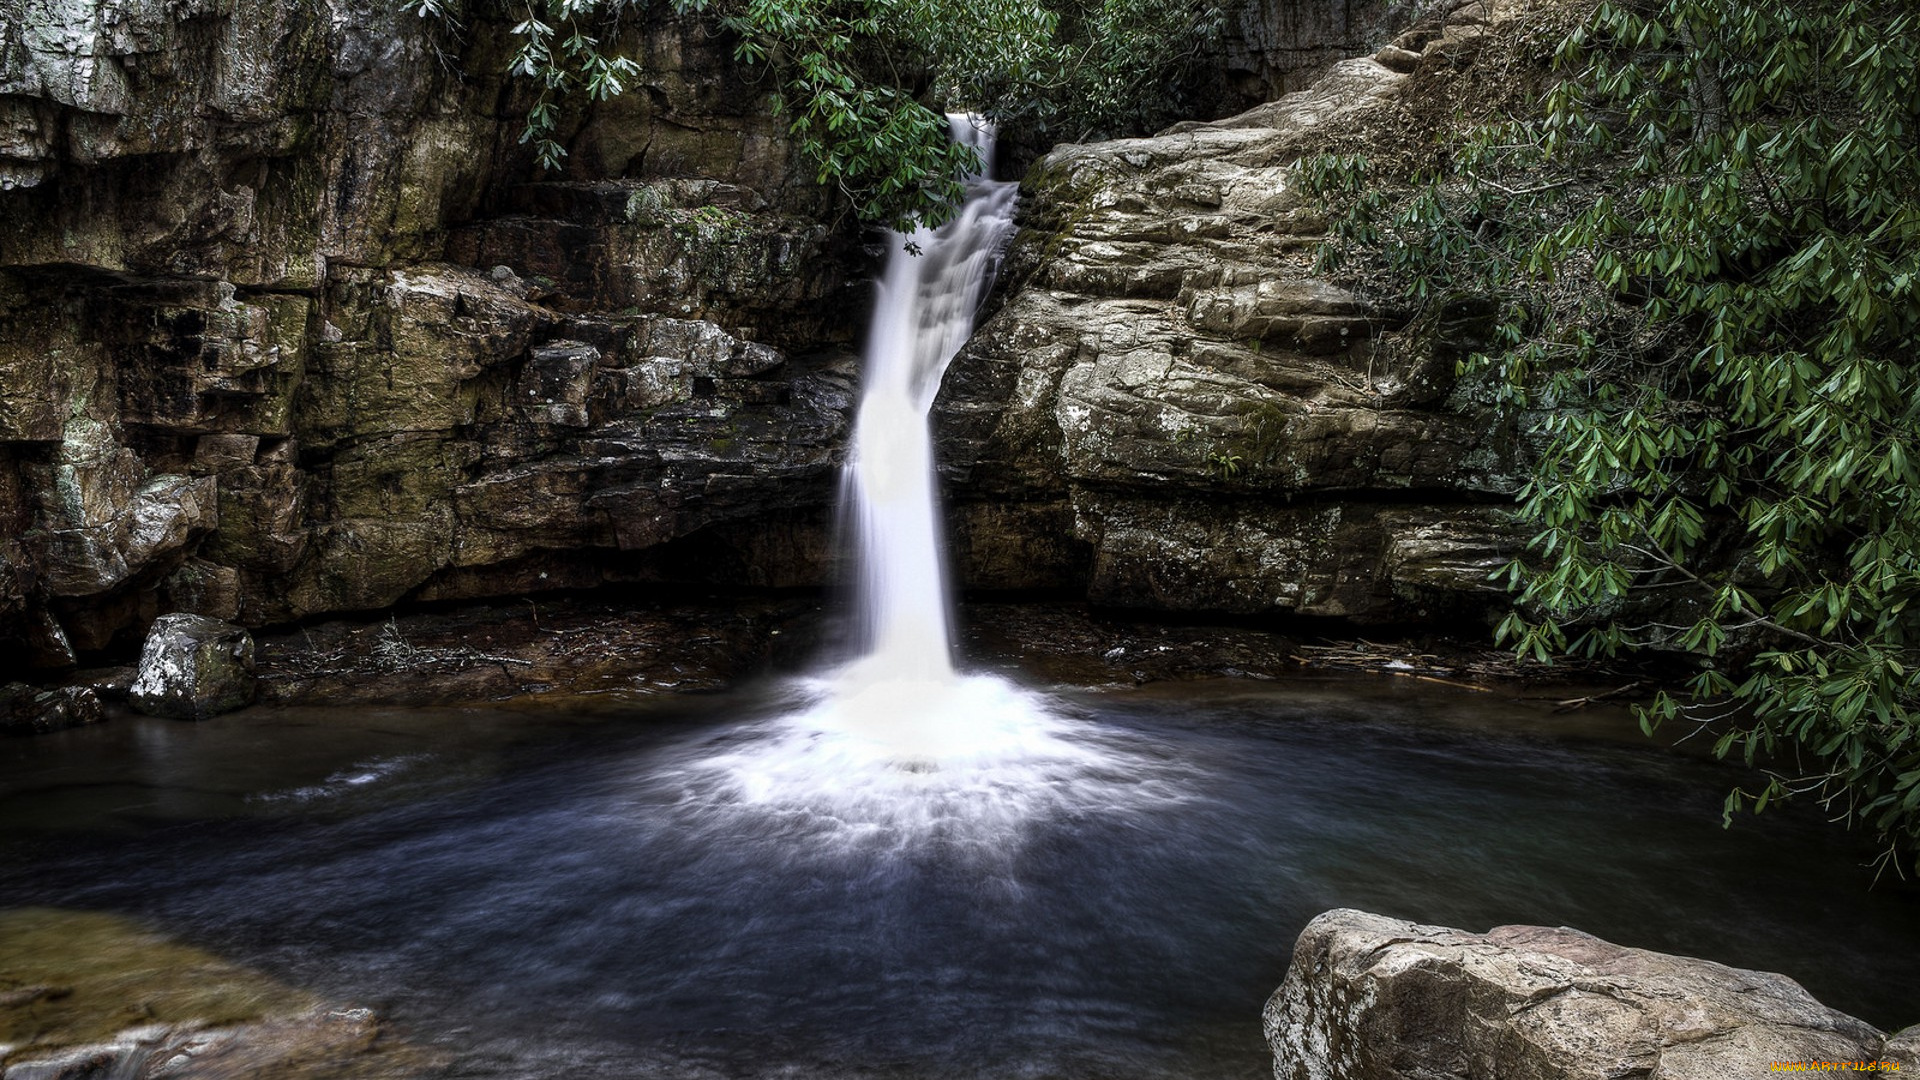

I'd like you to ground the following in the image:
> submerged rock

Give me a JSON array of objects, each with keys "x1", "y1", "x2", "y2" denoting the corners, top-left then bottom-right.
[
  {"x1": 0, "y1": 685, "x2": 104, "y2": 737},
  {"x1": 0, "y1": 908, "x2": 426, "y2": 1079},
  {"x1": 128, "y1": 615, "x2": 256, "y2": 720},
  {"x1": 0, "y1": 1007, "x2": 383, "y2": 1080},
  {"x1": 1266, "y1": 909, "x2": 1900, "y2": 1080}
]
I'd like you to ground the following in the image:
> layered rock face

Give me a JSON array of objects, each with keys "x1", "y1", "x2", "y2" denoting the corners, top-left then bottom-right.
[
  {"x1": 1267, "y1": 909, "x2": 1916, "y2": 1080},
  {"x1": 938, "y1": 5, "x2": 1520, "y2": 624},
  {"x1": 1, "y1": 0, "x2": 1485, "y2": 668},
  {"x1": 0, "y1": 0, "x2": 863, "y2": 664}
]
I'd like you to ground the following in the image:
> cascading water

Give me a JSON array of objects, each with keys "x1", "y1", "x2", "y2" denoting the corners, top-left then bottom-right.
[
  {"x1": 683, "y1": 117, "x2": 1189, "y2": 846},
  {"x1": 816, "y1": 115, "x2": 1027, "y2": 758},
  {"x1": 845, "y1": 115, "x2": 1016, "y2": 686}
]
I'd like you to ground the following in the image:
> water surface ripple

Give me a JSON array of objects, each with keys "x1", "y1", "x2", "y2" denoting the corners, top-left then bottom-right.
[{"x1": 1, "y1": 681, "x2": 1915, "y2": 1079}]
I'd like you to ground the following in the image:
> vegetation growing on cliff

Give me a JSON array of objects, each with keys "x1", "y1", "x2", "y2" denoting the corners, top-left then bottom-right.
[
  {"x1": 415, "y1": 0, "x2": 1222, "y2": 229},
  {"x1": 1303, "y1": 0, "x2": 1920, "y2": 873}
]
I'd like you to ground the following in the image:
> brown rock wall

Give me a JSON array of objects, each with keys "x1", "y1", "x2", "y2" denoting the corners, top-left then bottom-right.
[
  {"x1": 938, "y1": 8, "x2": 1527, "y2": 626},
  {"x1": 0, "y1": 0, "x2": 863, "y2": 664},
  {"x1": 1, "y1": 0, "x2": 1526, "y2": 668}
]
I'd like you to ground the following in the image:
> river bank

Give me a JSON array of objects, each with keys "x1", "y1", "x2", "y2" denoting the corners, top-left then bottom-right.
[{"x1": 18, "y1": 592, "x2": 1639, "y2": 714}]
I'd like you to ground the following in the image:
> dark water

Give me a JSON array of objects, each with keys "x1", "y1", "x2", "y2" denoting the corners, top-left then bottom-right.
[{"x1": 1, "y1": 676, "x2": 1915, "y2": 1078}]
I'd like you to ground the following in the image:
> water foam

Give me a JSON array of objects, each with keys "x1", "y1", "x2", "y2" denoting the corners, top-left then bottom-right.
[{"x1": 654, "y1": 677, "x2": 1195, "y2": 862}]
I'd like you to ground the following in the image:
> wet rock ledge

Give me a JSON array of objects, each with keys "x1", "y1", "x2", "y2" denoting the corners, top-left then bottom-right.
[
  {"x1": 64, "y1": 595, "x2": 1579, "y2": 714},
  {"x1": 1268, "y1": 909, "x2": 1919, "y2": 1080}
]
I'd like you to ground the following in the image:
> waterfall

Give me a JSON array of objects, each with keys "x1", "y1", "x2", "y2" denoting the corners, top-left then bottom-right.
[
  {"x1": 680, "y1": 116, "x2": 1170, "y2": 846},
  {"x1": 832, "y1": 116, "x2": 1018, "y2": 708}
]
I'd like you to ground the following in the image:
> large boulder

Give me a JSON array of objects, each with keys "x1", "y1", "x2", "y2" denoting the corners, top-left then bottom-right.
[
  {"x1": 127, "y1": 614, "x2": 257, "y2": 720},
  {"x1": 1265, "y1": 909, "x2": 1896, "y2": 1080}
]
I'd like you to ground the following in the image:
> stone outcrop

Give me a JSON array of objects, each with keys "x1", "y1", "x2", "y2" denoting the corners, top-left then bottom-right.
[
  {"x1": 938, "y1": 1, "x2": 1522, "y2": 624},
  {"x1": 1266, "y1": 909, "x2": 1912, "y2": 1080},
  {"x1": 0, "y1": 682, "x2": 102, "y2": 735},
  {"x1": 0, "y1": 0, "x2": 1500, "y2": 672},
  {"x1": 127, "y1": 612, "x2": 256, "y2": 718},
  {"x1": 0, "y1": 0, "x2": 863, "y2": 665}
]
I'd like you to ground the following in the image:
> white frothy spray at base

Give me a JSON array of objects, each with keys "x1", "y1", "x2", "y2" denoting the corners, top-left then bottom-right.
[{"x1": 812, "y1": 115, "x2": 1027, "y2": 771}]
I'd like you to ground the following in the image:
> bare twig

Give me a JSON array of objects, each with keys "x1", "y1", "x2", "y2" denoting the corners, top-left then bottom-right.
[{"x1": 1549, "y1": 680, "x2": 1646, "y2": 712}]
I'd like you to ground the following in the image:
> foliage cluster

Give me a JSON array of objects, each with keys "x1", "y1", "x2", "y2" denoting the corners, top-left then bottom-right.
[
  {"x1": 1303, "y1": 0, "x2": 1920, "y2": 873},
  {"x1": 413, "y1": 0, "x2": 1222, "y2": 230}
]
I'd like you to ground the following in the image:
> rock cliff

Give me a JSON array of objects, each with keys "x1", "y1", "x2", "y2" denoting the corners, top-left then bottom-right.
[
  {"x1": 0, "y1": 0, "x2": 865, "y2": 665},
  {"x1": 1219, "y1": 0, "x2": 1407, "y2": 107},
  {"x1": 0, "y1": 0, "x2": 1487, "y2": 671},
  {"x1": 938, "y1": 0, "x2": 1524, "y2": 624}
]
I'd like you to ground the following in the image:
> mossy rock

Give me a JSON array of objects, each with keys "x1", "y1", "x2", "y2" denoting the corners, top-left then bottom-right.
[
  {"x1": 127, "y1": 613, "x2": 257, "y2": 720},
  {"x1": 0, "y1": 908, "x2": 436, "y2": 1077},
  {"x1": 0, "y1": 909, "x2": 314, "y2": 1050}
]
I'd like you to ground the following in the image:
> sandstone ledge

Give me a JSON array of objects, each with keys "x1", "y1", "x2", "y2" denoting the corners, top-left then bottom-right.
[{"x1": 938, "y1": 2, "x2": 1531, "y2": 630}]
